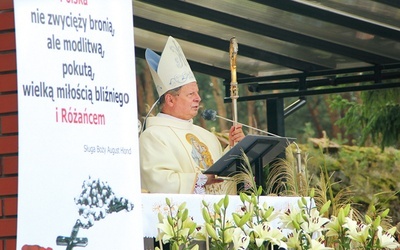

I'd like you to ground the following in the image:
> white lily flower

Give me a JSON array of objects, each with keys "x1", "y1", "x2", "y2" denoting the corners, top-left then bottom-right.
[
  {"x1": 285, "y1": 231, "x2": 302, "y2": 249},
  {"x1": 279, "y1": 204, "x2": 304, "y2": 230},
  {"x1": 257, "y1": 202, "x2": 279, "y2": 222},
  {"x1": 253, "y1": 222, "x2": 287, "y2": 248},
  {"x1": 308, "y1": 238, "x2": 334, "y2": 250},
  {"x1": 376, "y1": 226, "x2": 400, "y2": 249},
  {"x1": 157, "y1": 218, "x2": 175, "y2": 242},
  {"x1": 192, "y1": 225, "x2": 207, "y2": 241},
  {"x1": 301, "y1": 208, "x2": 330, "y2": 234},
  {"x1": 325, "y1": 215, "x2": 343, "y2": 237},
  {"x1": 300, "y1": 234, "x2": 333, "y2": 250},
  {"x1": 222, "y1": 220, "x2": 235, "y2": 243},
  {"x1": 342, "y1": 217, "x2": 370, "y2": 244},
  {"x1": 232, "y1": 227, "x2": 250, "y2": 250}
]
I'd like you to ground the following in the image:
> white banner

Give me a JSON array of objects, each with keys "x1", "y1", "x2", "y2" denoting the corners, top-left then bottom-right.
[{"x1": 14, "y1": 0, "x2": 143, "y2": 249}]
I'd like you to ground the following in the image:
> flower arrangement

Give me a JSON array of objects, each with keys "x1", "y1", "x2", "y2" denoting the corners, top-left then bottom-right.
[
  {"x1": 155, "y1": 149, "x2": 400, "y2": 250},
  {"x1": 156, "y1": 198, "x2": 199, "y2": 250},
  {"x1": 155, "y1": 189, "x2": 400, "y2": 250}
]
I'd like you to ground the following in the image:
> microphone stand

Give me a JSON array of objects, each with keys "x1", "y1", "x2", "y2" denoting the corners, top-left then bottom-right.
[{"x1": 213, "y1": 114, "x2": 278, "y2": 137}]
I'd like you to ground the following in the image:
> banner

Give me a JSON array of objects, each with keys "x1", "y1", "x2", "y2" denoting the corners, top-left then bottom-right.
[{"x1": 14, "y1": 0, "x2": 143, "y2": 249}]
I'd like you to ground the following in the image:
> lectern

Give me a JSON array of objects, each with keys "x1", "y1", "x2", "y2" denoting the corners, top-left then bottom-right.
[{"x1": 204, "y1": 135, "x2": 295, "y2": 191}]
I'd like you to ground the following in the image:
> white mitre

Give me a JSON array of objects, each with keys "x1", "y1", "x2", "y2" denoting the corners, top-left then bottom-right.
[{"x1": 145, "y1": 36, "x2": 196, "y2": 97}]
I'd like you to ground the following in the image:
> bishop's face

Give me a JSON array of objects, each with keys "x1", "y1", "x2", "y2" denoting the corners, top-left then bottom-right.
[{"x1": 168, "y1": 81, "x2": 202, "y2": 120}]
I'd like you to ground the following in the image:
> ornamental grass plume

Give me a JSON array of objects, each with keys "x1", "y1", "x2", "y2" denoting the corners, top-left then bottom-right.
[{"x1": 264, "y1": 144, "x2": 310, "y2": 197}]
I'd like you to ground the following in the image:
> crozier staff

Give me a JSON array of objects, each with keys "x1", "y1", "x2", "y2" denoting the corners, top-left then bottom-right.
[{"x1": 139, "y1": 36, "x2": 245, "y2": 194}]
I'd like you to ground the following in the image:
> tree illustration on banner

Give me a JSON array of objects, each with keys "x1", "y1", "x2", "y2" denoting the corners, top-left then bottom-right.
[{"x1": 56, "y1": 176, "x2": 134, "y2": 250}]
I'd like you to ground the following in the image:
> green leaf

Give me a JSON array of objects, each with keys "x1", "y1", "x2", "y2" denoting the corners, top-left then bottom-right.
[
  {"x1": 223, "y1": 195, "x2": 229, "y2": 209},
  {"x1": 263, "y1": 206, "x2": 274, "y2": 220},
  {"x1": 181, "y1": 208, "x2": 188, "y2": 222},
  {"x1": 205, "y1": 223, "x2": 218, "y2": 240},
  {"x1": 158, "y1": 213, "x2": 164, "y2": 223},
  {"x1": 238, "y1": 212, "x2": 252, "y2": 227},
  {"x1": 372, "y1": 215, "x2": 381, "y2": 229},
  {"x1": 213, "y1": 203, "x2": 221, "y2": 215},
  {"x1": 381, "y1": 208, "x2": 390, "y2": 218},
  {"x1": 309, "y1": 188, "x2": 315, "y2": 198},
  {"x1": 239, "y1": 192, "x2": 249, "y2": 203},
  {"x1": 167, "y1": 215, "x2": 174, "y2": 226},
  {"x1": 178, "y1": 202, "x2": 187, "y2": 211},
  {"x1": 257, "y1": 185, "x2": 263, "y2": 196},
  {"x1": 365, "y1": 214, "x2": 372, "y2": 224},
  {"x1": 232, "y1": 213, "x2": 241, "y2": 227},
  {"x1": 320, "y1": 200, "x2": 331, "y2": 214},
  {"x1": 297, "y1": 198, "x2": 304, "y2": 209},
  {"x1": 202, "y1": 208, "x2": 211, "y2": 223}
]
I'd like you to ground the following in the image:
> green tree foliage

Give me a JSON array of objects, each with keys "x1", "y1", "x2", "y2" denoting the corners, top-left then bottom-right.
[
  {"x1": 136, "y1": 58, "x2": 400, "y2": 150},
  {"x1": 303, "y1": 143, "x2": 400, "y2": 223},
  {"x1": 330, "y1": 88, "x2": 400, "y2": 150}
]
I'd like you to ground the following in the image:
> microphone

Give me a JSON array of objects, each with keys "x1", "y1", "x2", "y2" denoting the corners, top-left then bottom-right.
[
  {"x1": 201, "y1": 109, "x2": 302, "y2": 173},
  {"x1": 201, "y1": 109, "x2": 281, "y2": 137}
]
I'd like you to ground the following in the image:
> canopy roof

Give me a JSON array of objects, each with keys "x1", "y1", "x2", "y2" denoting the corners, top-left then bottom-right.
[{"x1": 133, "y1": 0, "x2": 400, "y2": 101}]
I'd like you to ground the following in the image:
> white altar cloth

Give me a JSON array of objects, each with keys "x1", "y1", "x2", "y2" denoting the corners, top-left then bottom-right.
[{"x1": 141, "y1": 193, "x2": 302, "y2": 237}]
